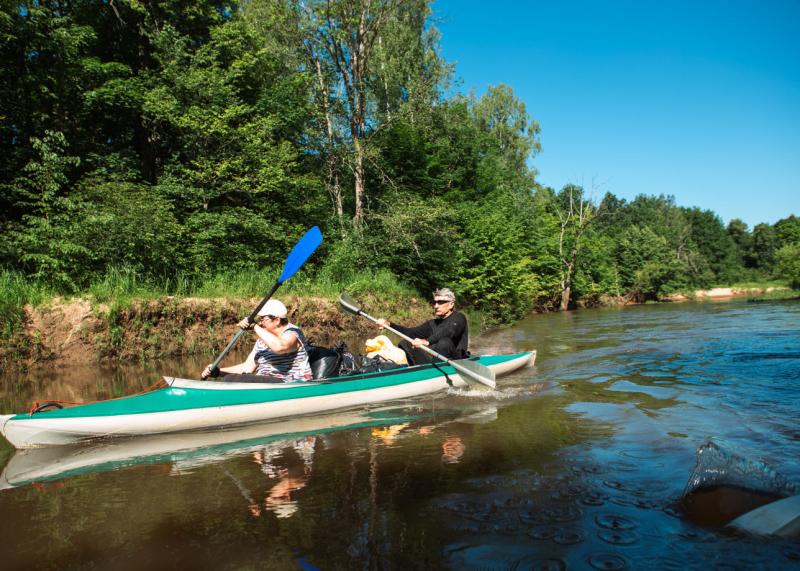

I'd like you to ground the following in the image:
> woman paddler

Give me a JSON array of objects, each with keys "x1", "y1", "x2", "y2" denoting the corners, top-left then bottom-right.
[{"x1": 201, "y1": 299, "x2": 313, "y2": 382}]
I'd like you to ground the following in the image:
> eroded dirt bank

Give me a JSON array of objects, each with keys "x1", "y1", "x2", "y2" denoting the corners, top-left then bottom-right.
[{"x1": 1, "y1": 295, "x2": 432, "y2": 371}]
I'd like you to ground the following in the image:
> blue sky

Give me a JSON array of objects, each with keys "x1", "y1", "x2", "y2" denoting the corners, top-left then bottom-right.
[{"x1": 432, "y1": 0, "x2": 799, "y2": 228}]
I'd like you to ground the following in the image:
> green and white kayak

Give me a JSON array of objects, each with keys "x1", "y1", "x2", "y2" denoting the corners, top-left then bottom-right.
[{"x1": 0, "y1": 352, "x2": 534, "y2": 449}]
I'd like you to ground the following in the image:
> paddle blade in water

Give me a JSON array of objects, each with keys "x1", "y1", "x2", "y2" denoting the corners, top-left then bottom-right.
[
  {"x1": 451, "y1": 359, "x2": 496, "y2": 390},
  {"x1": 338, "y1": 293, "x2": 361, "y2": 316},
  {"x1": 279, "y1": 226, "x2": 323, "y2": 283}
]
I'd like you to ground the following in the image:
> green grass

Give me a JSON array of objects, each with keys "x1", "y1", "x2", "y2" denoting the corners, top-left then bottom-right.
[
  {"x1": 0, "y1": 265, "x2": 421, "y2": 339},
  {"x1": 283, "y1": 268, "x2": 417, "y2": 299},
  {"x1": 0, "y1": 270, "x2": 54, "y2": 338},
  {"x1": 187, "y1": 268, "x2": 280, "y2": 299},
  {"x1": 727, "y1": 279, "x2": 789, "y2": 290},
  {"x1": 183, "y1": 266, "x2": 417, "y2": 300},
  {"x1": 745, "y1": 288, "x2": 800, "y2": 302},
  {"x1": 87, "y1": 266, "x2": 188, "y2": 303}
]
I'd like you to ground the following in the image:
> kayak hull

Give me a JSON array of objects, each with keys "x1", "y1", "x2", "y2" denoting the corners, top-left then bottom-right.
[{"x1": 0, "y1": 352, "x2": 534, "y2": 449}]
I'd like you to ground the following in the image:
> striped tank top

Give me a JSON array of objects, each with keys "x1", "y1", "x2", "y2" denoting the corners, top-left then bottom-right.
[{"x1": 254, "y1": 324, "x2": 313, "y2": 382}]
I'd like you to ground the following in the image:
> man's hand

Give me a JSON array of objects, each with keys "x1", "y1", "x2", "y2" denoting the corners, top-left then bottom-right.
[
  {"x1": 411, "y1": 338, "x2": 429, "y2": 349},
  {"x1": 376, "y1": 318, "x2": 390, "y2": 329}
]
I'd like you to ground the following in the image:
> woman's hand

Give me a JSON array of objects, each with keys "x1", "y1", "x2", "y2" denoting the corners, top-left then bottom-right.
[{"x1": 238, "y1": 317, "x2": 252, "y2": 330}]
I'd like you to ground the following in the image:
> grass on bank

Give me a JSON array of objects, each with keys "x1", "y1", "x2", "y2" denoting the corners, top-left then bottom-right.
[
  {"x1": 726, "y1": 279, "x2": 789, "y2": 290},
  {"x1": 5, "y1": 267, "x2": 795, "y2": 342},
  {"x1": 0, "y1": 271, "x2": 54, "y2": 339},
  {"x1": 0, "y1": 266, "x2": 422, "y2": 339},
  {"x1": 85, "y1": 266, "x2": 418, "y2": 302}
]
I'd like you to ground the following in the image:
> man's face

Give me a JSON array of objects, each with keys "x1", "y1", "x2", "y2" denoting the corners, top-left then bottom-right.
[{"x1": 433, "y1": 297, "x2": 454, "y2": 317}]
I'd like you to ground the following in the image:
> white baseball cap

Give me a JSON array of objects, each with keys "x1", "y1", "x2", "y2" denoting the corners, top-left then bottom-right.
[{"x1": 258, "y1": 299, "x2": 288, "y2": 318}]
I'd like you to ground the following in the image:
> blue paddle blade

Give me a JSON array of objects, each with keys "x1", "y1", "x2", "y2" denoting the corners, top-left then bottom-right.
[{"x1": 279, "y1": 226, "x2": 323, "y2": 283}]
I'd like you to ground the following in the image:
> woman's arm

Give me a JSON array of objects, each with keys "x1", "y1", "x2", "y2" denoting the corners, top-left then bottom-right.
[
  {"x1": 203, "y1": 346, "x2": 257, "y2": 378},
  {"x1": 253, "y1": 326, "x2": 300, "y2": 354},
  {"x1": 222, "y1": 346, "x2": 258, "y2": 374}
]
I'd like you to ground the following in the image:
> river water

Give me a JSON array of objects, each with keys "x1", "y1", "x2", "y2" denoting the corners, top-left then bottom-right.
[{"x1": 1, "y1": 300, "x2": 799, "y2": 570}]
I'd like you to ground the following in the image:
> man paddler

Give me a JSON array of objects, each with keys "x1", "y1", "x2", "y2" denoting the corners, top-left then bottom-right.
[{"x1": 375, "y1": 288, "x2": 469, "y2": 365}]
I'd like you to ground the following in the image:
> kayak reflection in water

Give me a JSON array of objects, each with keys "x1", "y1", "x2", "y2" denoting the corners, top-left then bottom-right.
[
  {"x1": 201, "y1": 299, "x2": 313, "y2": 382},
  {"x1": 249, "y1": 436, "x2": 316, "y2": 519}
]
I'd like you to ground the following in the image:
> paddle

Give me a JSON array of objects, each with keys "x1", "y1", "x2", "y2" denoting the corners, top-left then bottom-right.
[
  {"x1": 206, "y1": 226, "x2": 323, "y2": 378},
  {"x1": 338, "y1": 293, "x2": 496, "y2": 389}
]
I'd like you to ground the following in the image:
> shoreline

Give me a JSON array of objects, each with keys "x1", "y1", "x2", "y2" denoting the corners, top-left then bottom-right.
[
  {"x1": 660, "y1": 286, "x2": 790, "y2": 303},
  {"x1": 1, "y1": 287, "x2": 793, "y2": 371},
  {"x1": 0, "y1": 295, "x2": 432, "y2": 372}
]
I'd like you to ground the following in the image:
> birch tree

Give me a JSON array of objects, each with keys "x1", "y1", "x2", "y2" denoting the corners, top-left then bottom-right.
[
  {"x1": 295, "y1": 0, "x2": 398, "y2": 227},
  {"x1": 555, "y1": 184, "x2": 599, "y2": 310}
]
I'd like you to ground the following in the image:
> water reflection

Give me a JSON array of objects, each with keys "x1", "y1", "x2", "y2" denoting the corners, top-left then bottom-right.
[
  {"x1": 0, "y1": 407, "x2": 434, "y2": 490},
  {"x1": 249, "y1": 436, "x2": 316, "y2": 518}
]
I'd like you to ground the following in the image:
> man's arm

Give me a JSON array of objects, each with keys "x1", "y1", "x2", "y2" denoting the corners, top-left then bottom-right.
[{"x1": 392, "y1": 320, "x2": 434, "y2": 340}]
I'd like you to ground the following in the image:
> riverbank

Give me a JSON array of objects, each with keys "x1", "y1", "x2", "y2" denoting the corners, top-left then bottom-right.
[
  {"x1": 660, "y1": 286, "x2": 792, "y2": 302},
  {"x1": 0, "y1": 294, "x2": 432, "y2": 372},
  {"x1": 2, "y1": 285, "x2": 795, "y2": 371}
]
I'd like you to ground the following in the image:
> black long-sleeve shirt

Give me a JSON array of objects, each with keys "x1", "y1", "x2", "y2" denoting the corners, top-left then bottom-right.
[{"x1": 390, "y1": 311, "x2": 469, "y2": 358}]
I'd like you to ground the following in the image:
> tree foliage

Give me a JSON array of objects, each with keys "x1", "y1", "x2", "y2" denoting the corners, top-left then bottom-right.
[{"x1": 1, "y1": 0, "x2": 797, "y2": 321}]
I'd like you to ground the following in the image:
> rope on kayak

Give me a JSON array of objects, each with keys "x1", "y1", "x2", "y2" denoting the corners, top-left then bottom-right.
[
  {"x1": 27, "y1": 378, "x2": 169, "y2": 416},
  {"x1": 431, "y1": 362, "x2": 453, "y2": 387},
  {"x1": 29, "y1": 401, "x2": 66, "y2": 414},
  {"x1": 27, "y1": 399, "x2": 87, "y2": 415}
]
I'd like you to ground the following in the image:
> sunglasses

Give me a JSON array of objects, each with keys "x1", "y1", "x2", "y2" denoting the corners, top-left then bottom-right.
[{"x1": 433, "y1": 299, "x2": 452, "y2": 305}]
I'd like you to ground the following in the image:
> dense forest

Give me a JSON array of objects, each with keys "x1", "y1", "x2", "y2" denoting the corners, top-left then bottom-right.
[{"x1": 1, "y1": 0, "x2": 798, "y2": 323}]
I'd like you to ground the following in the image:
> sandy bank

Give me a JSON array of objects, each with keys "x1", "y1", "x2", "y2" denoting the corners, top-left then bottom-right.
[{"x1": 660, "y1": 287, "x2": 787, "y2": 302}]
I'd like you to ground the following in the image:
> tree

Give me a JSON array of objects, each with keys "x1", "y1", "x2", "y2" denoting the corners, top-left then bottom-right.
[
  {"x1": 774, "y1": 214, "x2": 800, "y2": 246},
  {"x1": 471, "y1": 84, "x2": 540, "y2": 195},
  {"x1": 291, "y1": 0, "x2": 400, "y2": 226},
  {"x1": 750, "y1": 223, "x2": 777, "y2": 272},
  {"x1": 612, "y1": 194, "x2": 710, "y2": 288},
  {"x1": 727, "y1": 218, "x2": 753, "y2": 268},
  {"x1": 774, "y1": 244, "x2": 800, "y2": 289},
  {"x1": 7, "y1": 131, "x2": 88, "y2": 289},
  {"x1": 456, "y1": 190, "x2": 541, "y2": 320},
  {"x1": 683, "y1": 207, "x2": 740, "y2": 284},
  {"x1": 554, "y1": 184, "x2": 600, "y2": 310},
  {"x1": 616, "y1": 225, "x2": 691, "y2": 300}
]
